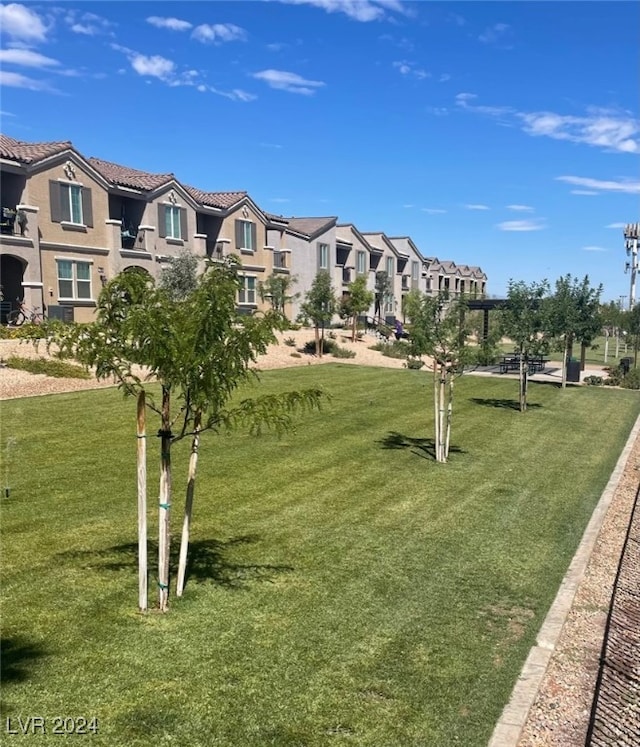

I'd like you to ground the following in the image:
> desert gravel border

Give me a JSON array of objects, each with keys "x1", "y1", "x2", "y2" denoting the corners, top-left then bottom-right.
[{"x1": 490, "y1": 414, "x2": 640, "y2": 747}]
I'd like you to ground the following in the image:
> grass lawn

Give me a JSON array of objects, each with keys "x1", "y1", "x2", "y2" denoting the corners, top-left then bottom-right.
[{"x1": 2, "y1": 366, "x2": 639, "y2": 746}]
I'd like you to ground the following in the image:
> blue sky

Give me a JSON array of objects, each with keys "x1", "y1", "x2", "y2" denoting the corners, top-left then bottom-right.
[{"x1": 1, "y1": 1, "x2": 638, "y2": 301}]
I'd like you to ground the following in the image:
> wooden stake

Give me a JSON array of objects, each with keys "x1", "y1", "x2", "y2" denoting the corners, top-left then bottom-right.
[
  {"x1": 158, "y1": 386, "x2": 172, "y2": 612},
  {"x1": 136, "y1": 391, "x2": 147, "y2": 612}
]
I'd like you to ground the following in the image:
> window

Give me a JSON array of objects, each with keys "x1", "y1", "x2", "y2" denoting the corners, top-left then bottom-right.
[
  {"x1": 412, "y1": 261, "x2": 419, "y2": 281},
  {"x1": 318, "y1": 243, "x2": 329, "y2": 269},
  {"x1": 357, "y1": 250, "x2": 366, "y2": 275},
  {"x1": 238, "y1": 275, "x2": 256, "y2": 305},
  {"x1": 49, "y1": 181, "x2": 93, "y2": 227},
  {"x1": 386, "y1": 257, "x2": 394, "y2": 277},
  {"x1": 158, "y1": 204, "x2": 187, "y2": 241},
  {"x1": 57, "y1": 260, "x2": 92, "y2": 300},
  {"x1": 235, "y1": 219, "x2": 256, "y2": 252},
  {"x1": 165, "y1": 206, "x2": 181, "y2": 239}
]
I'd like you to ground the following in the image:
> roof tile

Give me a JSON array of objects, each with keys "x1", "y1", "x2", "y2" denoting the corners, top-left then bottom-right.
[
  {"x1": 0, "y1": 134, "x2": 73, "y2": 164},
  {"x1": 88, "y1": 157, "x2": 175, "y2": 191},
  {"x1": 184, "y1": 185, "x2": 247, "y2": 210}
]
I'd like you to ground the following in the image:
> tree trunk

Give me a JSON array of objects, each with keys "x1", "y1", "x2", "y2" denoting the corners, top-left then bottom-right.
[
  {"x1": 519, "y1": 355, "x2": 527, "y2": 412},
  {"x1": 136, "y1": 391, "x2": 147, "y2": 612},
  {"x1": 444, "y1": 372, "x2": 454, "y2": 461},
  {"x1": 604, "y1": 332, "x2": 609, "y2": 364},
  {"x1": 352, "y1": 313, "x2": 357, "y2": 342},
  {"x1": 433, "y1": 363, "x2": 439, "y2": 462},
  {"x1": 615, "y1": 331, "x2": 620, "y2": 358},
  {"x1": 315, "y1": 324, "x2": 321, "y2": 357},
  {"x1": 158, "y1": 385, "x2": 172, "y2": 612},
  {"x1": 176, "y1": 411, "x2": 202, "y2": 597},
  {"x1": 561, "y1": 338, "x2": 569, "y2": 389},
  {"x1": 580, "y1": 341, "x2": 587, "y2": 371}
]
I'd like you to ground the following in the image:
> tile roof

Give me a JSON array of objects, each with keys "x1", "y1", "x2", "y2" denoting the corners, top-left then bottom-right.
[
  {"x1": 0, "y1": 134, "x2": 73, "y2": 164},
  {"x1": 284, "y1": 216, "x2": 337, "y2": 237},
  {"x1": 88, "y1": 157, "x2": 175, "y2": 191},
  {"x1": 184, "y1": 186, "x2": 247, "y2": 210}
]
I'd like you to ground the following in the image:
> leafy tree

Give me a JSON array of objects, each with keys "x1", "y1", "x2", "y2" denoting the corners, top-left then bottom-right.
[
  {"x1": 572, "y1": 277, "x2": 603, "y2": 370},
  {"x1": 546, "y1": 274, "x2": 580, "y2": 388},
  {"x1": 627, "y1": 303, "x2": 640, "y2": 367},
  {"x1": 159, "y1": 249, "x2": 199, "y2": 301},
  {"x1": 600, "y1": 301, "x2": 624, "y2": 362},
  {"x1": 374, "y1": 270, "x2": 392, "y2": 319},
  {"x1": 499, "y1": 279, "x2": 550, "y2": 412},
  {"x1": 38, "y1": 260, "x2": 325, "y2": 611},
  {"x1": 339, "y1": 276, "x2": 374, "y2": 341},
  {"x1": 301, "y1": 270, "x2": 336, "y2": 357},
  {"x1": 258, "y1": 273, "x2": 298, "y2": 319},
  {"x1": 405, "y1": 292, "x2": 472, "y2": 463}
]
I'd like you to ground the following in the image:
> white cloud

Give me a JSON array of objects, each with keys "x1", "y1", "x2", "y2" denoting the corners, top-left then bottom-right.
[
  {"x1": 260, "y1": 142, "x2": 283, "y2": 148},
  {"x1": 520, "y1": 108, "x2": 639, "y2": 154},
  {"x1": 252, "y1": 69, "x2": 324, "y2": 95},
  {"x1": 0, "y1": 49, "x2": 59, "y2": 68},
  {"x1": 607, "y1": 223, "x2": 626, "y2": 229},
  {"x1": 403, "y1": 204, "x2": 414, "y2": 208},
  {"x1": 496, "y1": 219, "x2": 546, "y2": 232},
  {"x1": 421, "y1": 208, "x2": 447, "y2": 214},
  {"x1": 556, "y1": 176, "x2": 640, "y2": 195},
  {"x1": 270, "y1": 197, "x2": 291, "y2": 203},
  {"x1": 276, "y1": 0, "x2": 408, "y2": 22},
  {"x1": 63, "y1": 9, "x2": 114, "y2": 36},
  {"x1": 582, "y1": 246, "x2": 608, "y2": 252},
  {"x1": 570, "y1": 190, "x2": 598, "y2": 195},
  {"x1": 147, "y1": 16, "x2": 193, "y2": 31},
  {"x1": 439, "y1": 73, "x2": 451, "y2": 83},
  {"x1": 192, "y1": 23, "x2": 247, "y2": 44},
  {"x1": 506, "y1": 204, "x2": 534, "y2": 212},
  {"x1": 0, "y1": 3, "x2": 48, "y2": 42},
  {"x1": 456, "y1": 94, "x2": 640, "y2": 154},
  {"x1": 0, "y1": 69, "x2": 55, "y2": 91},
  {"x1": 392, "y1": 60, "x2": 429, "y2": 79},
  {"x1": 465, "y1": 204, "x2": 490, "y2": 210},
  {"x1": 130, "y1": 54, "x2": 175, "y2": 80},
  {"x1": 478, "y1": 23, "x2": 511, "y2": 44}
]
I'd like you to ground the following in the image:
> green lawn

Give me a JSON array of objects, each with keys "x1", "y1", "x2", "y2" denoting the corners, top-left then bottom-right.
[{"x1": 2, "y1": 366, "x2": 639, "y2": 746}]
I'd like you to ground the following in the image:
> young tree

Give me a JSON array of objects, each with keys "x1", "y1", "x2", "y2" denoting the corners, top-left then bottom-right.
[
  {"x1": 500, "y1": 279, "x2": 550, "y2": 412},
  {"x1": 374, "y1": 270, "x2": 392, "y2": 319},
  {"x1": 405, "y1": 292, "x2": 472, "y2": 463},
  {"x1": 546, "y1": 274, "x2": 581, "y2": 389},
  {"x1": 301, "y1": 270, "x2": 336, "y2": 357},
  {"x1": 340, "y1": 276, "x2": 374, "y2": 341},
  {"x1": 40, "y1": 260, "x2": 325, "y2": 611},
  {"x1": 258, "y1": 273, "x2": 298, "y2": 319}
]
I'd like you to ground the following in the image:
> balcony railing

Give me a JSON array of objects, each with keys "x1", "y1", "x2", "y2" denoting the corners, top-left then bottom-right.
[
  {"x1": 1, "y1": 207, "x2": 27, "y2": 236},
  {"x1": 273, "y1": 251, "x2": 288, "y2": 270}
]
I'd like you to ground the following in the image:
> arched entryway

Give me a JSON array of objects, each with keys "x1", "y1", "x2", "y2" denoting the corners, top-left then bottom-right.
[{"x1": 0, "y1": 254, "x2": 26, "y2": 323}]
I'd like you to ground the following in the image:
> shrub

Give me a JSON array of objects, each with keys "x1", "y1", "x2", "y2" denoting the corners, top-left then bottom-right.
[
  {"x1": 284, "y1": 337, "x2": 296, "y2": 347},
  {"x1": 0, "y1": 322, "x2": 47, "y2": 340},
  {"x1": 328, "y1": 331, "x2": 337, "y2": 340},
  {"x1": 621, "y1": 368, "x2": 640, "y2": 390},
  {"x1": 331, "y1": 345, "x2": 356, "y2": 359},
  {"x1": 405, "y1": 357, "x2": 425, "y2": 370},
  {"x1": 5, "y1": 356, "x2": 90, "y2": 379},
  {"x1": 583, "y1": 375, "x2": 604, "y2": 386},
  {"x1": 302, "y1": 338, "x2": 337, "y2": 355},
  {"x1": 290, "y1": 352, "x2": 301, "y2": 359},
  {"x1": 368, "y1": 340, "x2": 411, "y2": 359}
]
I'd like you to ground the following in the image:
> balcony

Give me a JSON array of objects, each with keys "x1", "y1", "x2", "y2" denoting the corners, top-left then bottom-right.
[
  {"x1": 1, "y1": 207, "x2": 27, "y2": 237},
  {"x1": 273, "y1": 250, "x2": 290, "y2": 271},
  {"x1": 342, "y1": 267, "x2": 353, "y2": 285},
  {"x1": 401, "y1": 275, "x2": 410, "y2": 291}
]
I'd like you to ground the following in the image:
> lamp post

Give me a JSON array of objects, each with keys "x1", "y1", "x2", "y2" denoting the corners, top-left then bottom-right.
[{"x1": 624, "y1": 223, "x2": 640, "y2": 310}]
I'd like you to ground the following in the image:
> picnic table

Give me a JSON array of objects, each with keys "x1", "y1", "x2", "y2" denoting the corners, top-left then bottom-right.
[{"x1": 499, "y1": 354, "x2": 548, "y2": 375}]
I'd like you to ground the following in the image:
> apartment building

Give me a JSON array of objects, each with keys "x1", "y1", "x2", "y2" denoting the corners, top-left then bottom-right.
[{"x1": 1, "y1": 133, "x2": 486, "y2": 326}]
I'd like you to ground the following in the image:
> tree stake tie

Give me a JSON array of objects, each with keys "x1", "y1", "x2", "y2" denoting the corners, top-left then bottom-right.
[
  {"x1": 157, "y1": 429, "x2": 172, "y2": 438},
  {"x1": 157, "y1": 581, "x2": 169, "y2": 590},
  {"x1": 159, "y1": 503, "x2": 170, "y2": 510}
]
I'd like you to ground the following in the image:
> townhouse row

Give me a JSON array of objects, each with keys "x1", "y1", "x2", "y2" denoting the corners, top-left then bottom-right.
[{"x1": 0, "y1": 134, "x2": 487, "y2": 326}]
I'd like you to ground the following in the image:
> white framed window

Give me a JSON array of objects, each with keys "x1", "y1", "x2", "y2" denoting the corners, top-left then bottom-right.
[
  {"x1": 238, "y1": 275, "x2": 256, "y2": 305},
  {"x1": 235, "y1": 219, "x2": 256, "y2": 252},
  {"x1": 49, "y1": 180, "x2": 93, "y2": 227},
  {"x1": 412, "y1": 261, "x2": 419, "y2": 281},
  {"x1": 165, "y1": 206, "x2": 181, "y2": 240},
  {"x1": 318, "y1": 243, "x2": 329, "y2": 269},
  {"x1": 57, "y1": 259, "x2": 92, "y2": 300},
  {"x1": 386, "y1": 257, "x2": 394, "y2": 277},
  {"x1": 357, "y1": 250, "x2": 366, "y2": 275}
]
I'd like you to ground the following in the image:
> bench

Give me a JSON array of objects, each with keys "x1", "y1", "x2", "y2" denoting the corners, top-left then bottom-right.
[{"x1": 499, "y1": 355, "x2": 548, "y2": 375}]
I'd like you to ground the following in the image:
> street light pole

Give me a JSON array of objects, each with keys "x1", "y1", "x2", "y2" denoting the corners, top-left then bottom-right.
[{"x1": 624, "y1": 223, "x2": 640, "y2": 310}]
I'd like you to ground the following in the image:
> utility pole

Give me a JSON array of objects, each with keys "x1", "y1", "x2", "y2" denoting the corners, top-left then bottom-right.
[{"x1": 624, "y1": 223, "x2": 640, "y2": 310}]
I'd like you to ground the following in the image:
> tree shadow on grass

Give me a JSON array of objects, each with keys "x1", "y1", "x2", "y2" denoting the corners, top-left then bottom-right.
[
  {"x1": 378, "y1": 431, "x2": 465, "y2": 461},
  {"x1": 469, "y1": 397, "x2": 543, "y2": 411},
  {"x1": 1, "y1": 636, "x2": 48, "y2": 716},
  {"x1": 56, "y1": 535, "x2": 293, "y2": 590}
]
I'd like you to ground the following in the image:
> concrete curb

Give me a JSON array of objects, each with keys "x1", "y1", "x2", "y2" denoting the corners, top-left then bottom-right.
[{"x1": 488, "y1": 412, "x2": 640, "y2": 747}]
